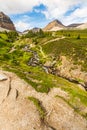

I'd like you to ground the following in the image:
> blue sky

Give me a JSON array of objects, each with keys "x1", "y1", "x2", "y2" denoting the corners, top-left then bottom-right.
[
  {"x1": 0, "y1": 0, "x2": 87, "y2": 31},
  {"x1": 10, "y1": 4, "x2": 51, "y2": 31}
]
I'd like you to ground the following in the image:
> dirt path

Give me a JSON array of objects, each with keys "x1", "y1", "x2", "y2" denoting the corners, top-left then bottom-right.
[
  {"x1": 43, "y1": 36, "x2": 65, "y2": 45},
  {"x1": 38, "y1": 36, "x2": 65, "y2": 59}
]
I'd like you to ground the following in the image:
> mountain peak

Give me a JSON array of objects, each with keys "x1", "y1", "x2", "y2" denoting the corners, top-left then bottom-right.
[
  {"x1": 0, "y1": 12, "x2": 10, "y2": 20},
  {"x1": 0, "y1": 12, "x2": 16, "y2": 31},
  {"x1": 51, "y1": 19, "x2": 63, "y2": 24},
  {"x1": 43, "y1": 19, "x2": 65, "y2": 31}
]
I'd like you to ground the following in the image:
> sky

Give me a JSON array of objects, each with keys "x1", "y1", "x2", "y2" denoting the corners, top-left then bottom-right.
[{"x1": 0, "y1": 0, "x2": 87, "y2": 32}]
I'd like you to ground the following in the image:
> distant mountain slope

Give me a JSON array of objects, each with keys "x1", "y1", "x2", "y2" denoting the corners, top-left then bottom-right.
[
  {"x1": 23, "y1": 27, "x2": 41, "y2": 34},
  {"x1": 76, "y1": 22, "x2": 87, "y2": 29},
  {"x1": 0, "y1": 12, "x2": 15, "y2": 31},
  {"x1": 31, "y1": 27, "x2": 41, "y2": 33},
  {"x1": 43, "y1": 19, "x2": 65, "y2": 31},
  {"x1": 67, "y1": 23, "x2": 83, "y2": 28}
]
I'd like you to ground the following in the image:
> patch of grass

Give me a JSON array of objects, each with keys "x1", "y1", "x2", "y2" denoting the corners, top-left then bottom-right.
[
  {"x1": 28, "y1": 96, "x2": 46, "y2": 119},
  {"x1": 0, "y1": 33, "x2": 8, "y2": 40},
  {"x1": 55, "y1": 95, "x2": 79, "y2": 111},
  {"x1": 55, "y1": 95, "x2": 87, "y2": 120}
]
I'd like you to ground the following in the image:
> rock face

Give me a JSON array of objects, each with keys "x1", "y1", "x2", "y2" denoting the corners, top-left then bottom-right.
[
  {"x1": 43, "y1": 19, "x2": 65, "y2": 31},
  {"x1": 0, "y1": 12, "x2": 15, "y2": 31},
  {"x1": 0, "y1": 70, "x2": 87, "y2": 130},
  {"x1": 56, "y1": 56, "x2": 87, "y2": 89}
]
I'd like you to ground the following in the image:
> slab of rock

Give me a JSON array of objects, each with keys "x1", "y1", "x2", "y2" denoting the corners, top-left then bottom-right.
[{"x1": 0, "y1": 70, "x2": 86, "y2": 130}]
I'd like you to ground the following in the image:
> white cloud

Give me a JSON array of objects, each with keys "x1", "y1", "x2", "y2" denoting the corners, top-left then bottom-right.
[
  {"x1": 71, "y1": 7, "x2": 87, "y2": 18},
  {"x1": 62, "y1": 5, "x2": 87, "y2": 25},
  {"x1": 13, "y1": 14, "x2": 32, "y2": 32},
  {"x1": 41, "y1": 0, "x2": 81, "y2": 19},
  {"x1": 41, "y1": 0, "x2": 87, "y2": 25},
  {"x1": 0, "y1": 0, "x2": 86, "y2": 16},
  {"x1": 0, "y1": 0, "x2": 41, "y2": 14},
  {"x1": 15, "y1": 21, "x2": 31, "y2": 32},
  {"x1": 0, "y1": 0, "x2": 87, "y2": 27}
]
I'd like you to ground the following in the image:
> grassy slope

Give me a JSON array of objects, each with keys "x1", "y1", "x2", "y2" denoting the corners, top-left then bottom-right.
[
  {"x1": 42, "y1": 38, "x2": 87, "y2": 71},
  {"x1": 55, "y1": 29, "x2": 87, "y2": 38},
  {"x1": 32, "y1": 30, "x2": 87, "y2": 71},
  {"x1": 0, "y1": 31, "x2": 87, "y2": 119}
]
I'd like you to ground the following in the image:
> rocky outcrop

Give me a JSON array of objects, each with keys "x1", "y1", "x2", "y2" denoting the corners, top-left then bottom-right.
[
  {"x1": 56, "y1": 56, "x2": 87, "y2": 89},
  {"x1": 0, "y1": 70, "x2": 87, "y2": 130},
  {"x1": 0, "y1": 12, "x2": 15, "y2": 31}
]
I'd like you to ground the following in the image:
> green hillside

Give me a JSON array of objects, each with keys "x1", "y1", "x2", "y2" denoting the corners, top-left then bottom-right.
[{"x1": 0, "y1": 30, "x2": 87, "y2": 119}]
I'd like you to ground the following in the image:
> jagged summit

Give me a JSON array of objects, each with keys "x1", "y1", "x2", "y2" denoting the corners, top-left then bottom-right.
[
  {"x1": 51, "y1": 19, "x2": 63, "y2": 25},
  {"x1": 43, "y1": 19, "x2": 65, "y2": 31},
  {"x1": 0, "y1": 12, "x2": 15, "y2": 31}
]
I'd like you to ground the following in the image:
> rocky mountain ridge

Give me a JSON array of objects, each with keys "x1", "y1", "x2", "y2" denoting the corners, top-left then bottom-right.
[
  {"x1": 0, "y1": 12, "x2": 15, "y2": 31},
  {"x1": 43, "y1": 20, "x2": 87, "y2": 31},
  {"x1": 0, "y1": 11, "x2": 87, "y2": 32}
]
